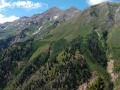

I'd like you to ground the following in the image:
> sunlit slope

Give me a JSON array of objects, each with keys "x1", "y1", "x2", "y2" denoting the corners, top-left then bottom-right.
[
  {"x1": 42, "y1": 2, "x2": 120, "y2": 41},
  {"x1": 0, "y1": 2, "x2": 120, "y2": 90}
]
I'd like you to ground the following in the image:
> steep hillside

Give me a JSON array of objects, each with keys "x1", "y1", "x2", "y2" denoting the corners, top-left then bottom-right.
[
  {"x1": 0, "y1": 2, "x2": 120, "y2": 90},
  {"x1": 0, "y1": 7, "x2": 80, "y2": 51},
  {"x1": 0, "y1": 7, "x2": 80, "y2": 40}
]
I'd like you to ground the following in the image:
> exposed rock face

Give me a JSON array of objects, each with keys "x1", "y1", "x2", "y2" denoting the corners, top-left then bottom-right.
[
  {"x1": 115, "y1": 6, "x2": 120, "y2": 26},
  {"x1": 0, "y1": 7, "x2": 81, "y2": 44},
  {"x1": 107, "y1": 60, "x2": 118, "y2": 82},
  {"x1": 0, "y1": 7, "x2": 81, "y2": 32},
  {"x1": 78, "y1": 83, "x2": 87, "y2": 90},
  {"x1": 0, "y1": 7, "x2": 81, "y2": 46}
]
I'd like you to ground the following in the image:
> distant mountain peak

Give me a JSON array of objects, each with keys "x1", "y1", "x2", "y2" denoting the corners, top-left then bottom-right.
[
  {"x1": 98, "y1": 1, "x2": 110, "y2": 6},
  {"x1": 47, "y1": 7, "x2": 61, "y2": 12},
  {"x1": 65, "y1": 7, "x2": 80, "y2": 12},
  {"x1": 68, "y1": 7, "x2": 79, "y2": 10},
  {"x1": 21, "y1": 16, "x2": 29, "y2": 19},
  {"x1": 50, "y1": 6, "x2": 60, "y2": 10}
]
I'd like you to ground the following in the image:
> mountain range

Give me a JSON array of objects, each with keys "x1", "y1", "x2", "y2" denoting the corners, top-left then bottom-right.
[{"x1": 0, "y1": 2, "x2": 120, "y2": 90}]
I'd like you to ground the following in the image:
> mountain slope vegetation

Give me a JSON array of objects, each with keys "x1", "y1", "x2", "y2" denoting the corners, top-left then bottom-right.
[{"x1": 0, "y1": 2, "x2": 120, "y2": 90}]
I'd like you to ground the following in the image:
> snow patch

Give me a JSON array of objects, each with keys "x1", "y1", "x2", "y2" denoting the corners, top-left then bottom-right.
[
  {"x1": 53, "y1": 14, "x2": 59, "y2": 20},
  {"x1": 28, "y1": 23, "x2": 31, "y2": 25},
  {"x1": 33, "y1": 26, "x2": 42, "y2": 35},
  {"x1": 22, "y1": 19, "x2": 26, "y2": 21},
  {"x1": 3, "y1": 25, "x2": 9, "y2": 30}
]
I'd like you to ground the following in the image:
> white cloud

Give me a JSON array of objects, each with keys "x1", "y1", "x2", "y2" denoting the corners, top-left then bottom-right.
[
  {"x1": 0, "y1": 0, "x2": 47, "y2": 10},
  {"x1": 0, "y1": 0, "x2": 10, "y2": 9},
  {"x1": 87, "y1": 0, "x2": 111, "y2": 5},
  {"x1": 12, "y1": 1, "x2": 47, "y2": 10},
  {"x1": 0, "y1": 14, "x2": 19, "y2": 23},
  {"x1": 0, "y1": 0, "x2": 48, "y2": 23}
]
